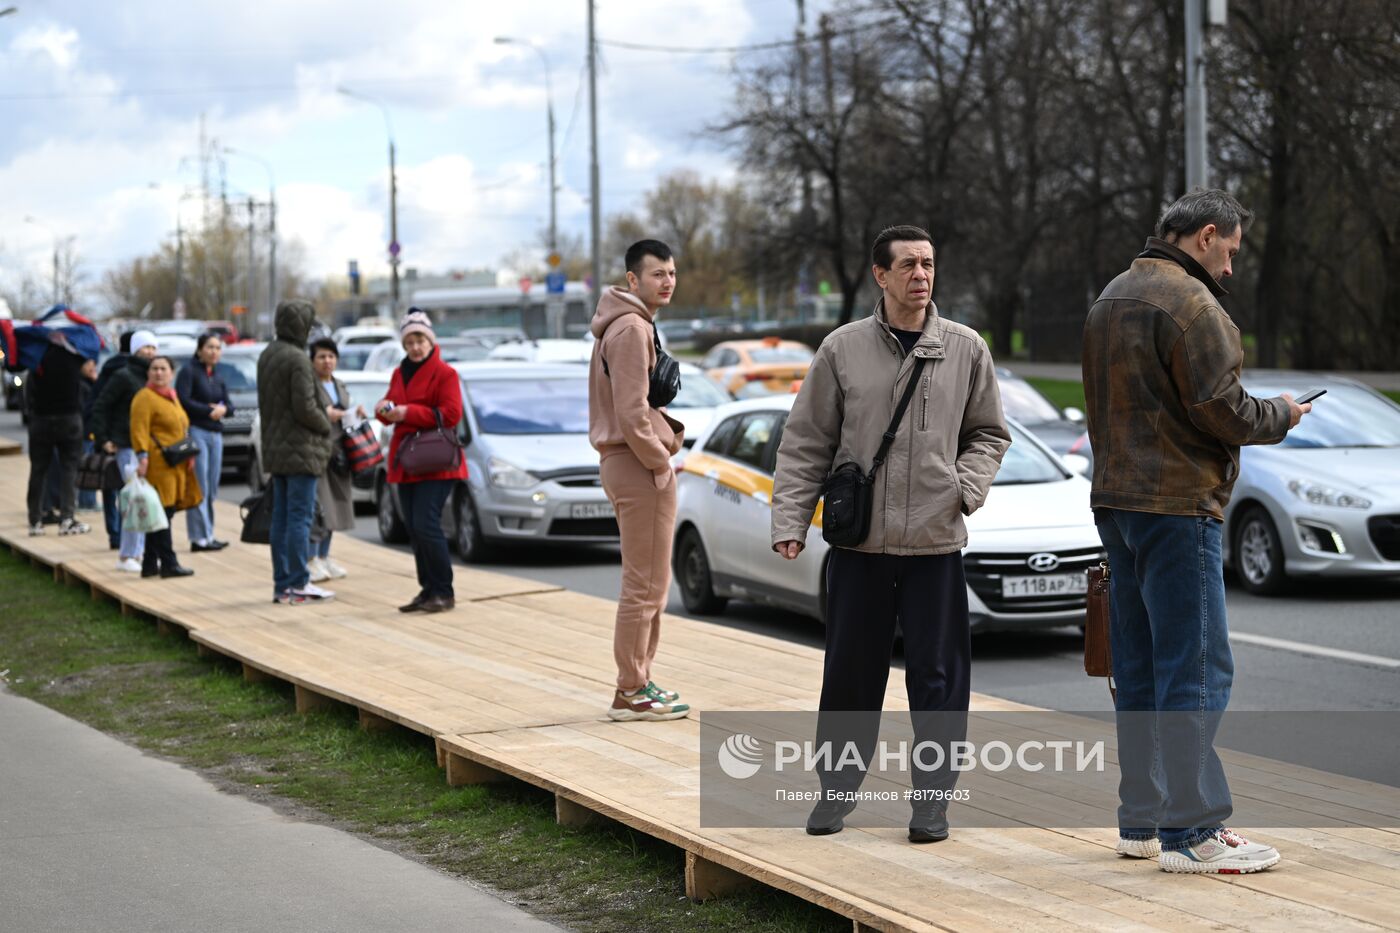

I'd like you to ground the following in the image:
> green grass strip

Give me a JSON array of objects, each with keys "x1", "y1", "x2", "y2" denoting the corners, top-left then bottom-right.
[{"x1": 0, "y1": 549, "x2": 844, "y2": 932}]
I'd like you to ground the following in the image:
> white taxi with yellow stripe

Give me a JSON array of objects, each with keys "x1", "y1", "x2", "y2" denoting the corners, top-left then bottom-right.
[{"x1": 672, "y1": 395, "x2": 1105, "y2": 631}]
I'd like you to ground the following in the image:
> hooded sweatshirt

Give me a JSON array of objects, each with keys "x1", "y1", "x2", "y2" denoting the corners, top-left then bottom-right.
[
  {"x1": 256, "y1": 300, "x2": 333, "y2": 476},
  {"x1": 588, "y1": 286, "x2": 684, "y2": 472}
]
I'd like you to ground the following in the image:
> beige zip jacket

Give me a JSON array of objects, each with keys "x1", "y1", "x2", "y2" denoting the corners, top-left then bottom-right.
[{"x1": 771, "y1": 300, "x2": 1011, "y2": 556}]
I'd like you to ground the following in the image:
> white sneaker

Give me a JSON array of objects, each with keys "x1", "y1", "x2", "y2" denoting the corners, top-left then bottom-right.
[
  {"x1": 59, "y1": 519, "x2": 91, "y2": 536},
  {"x1": 324, "y1": 559, "x2": 348, "y2": 579},
  {"x1": 116, "y1": 558, "x2": 143, "y2": 573},
  {"x1": 307, "y1": 557, "x2": 330, "y2": 583},
  {"x1": 29, "y1": 524, "x2": 45, "y2": 537},
  {"x1": 1116, "y1": 836, "x2": 1161, "y2": 859},
  {"x1": 292, "y1": 583, "x2": 335, "y2": 601},
  {"x1": 1159, "y1": 828, "x2": 1280, "y2": 874}
]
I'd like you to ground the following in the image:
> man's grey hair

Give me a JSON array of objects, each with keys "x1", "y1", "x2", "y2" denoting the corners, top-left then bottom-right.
[{"x1": 1156, "y1": 188, "x2": 1253, "y2": 241}]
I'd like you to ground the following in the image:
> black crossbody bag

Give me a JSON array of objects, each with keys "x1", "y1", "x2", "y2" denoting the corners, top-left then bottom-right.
[{"x1": 820, "y1": 357, "x2": 927, "y2": 547}]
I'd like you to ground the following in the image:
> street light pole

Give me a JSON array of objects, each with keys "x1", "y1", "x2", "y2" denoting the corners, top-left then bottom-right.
[
  {"x1": 338, "y1": 87, "x2": 400, "y2": 313},
  {"x1": 587, "y1": 0, "x2": 602, "y2": 300},
  {"x1": 0, "y1": 7, "x2": 18, "y2": 19},
  {"x1": 23, "y1": 215, "x2": 58, "y2": 307},
  {"x1": 1184, "y1": 0, "x2": 1208, "y2": 189},
  {"x1": 494, "y1": 36, "x2": 557, "y2": 258}
]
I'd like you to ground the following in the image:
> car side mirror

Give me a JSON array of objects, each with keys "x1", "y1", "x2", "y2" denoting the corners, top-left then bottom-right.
[
  {"x1": 1062, "y1": 406, "x2": 1085, "y2": 423},
  {"x1": 1061, "y1": 453, "x2": 1091, "y2": 476}
]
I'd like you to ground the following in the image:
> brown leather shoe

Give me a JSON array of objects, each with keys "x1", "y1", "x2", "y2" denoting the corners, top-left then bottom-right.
[
  {"x1": 398, "y1": 593, "x2": 428, "y2": 613},
  {"x1": 418, "y1": 596, "x2": 455, "y2": 613}
]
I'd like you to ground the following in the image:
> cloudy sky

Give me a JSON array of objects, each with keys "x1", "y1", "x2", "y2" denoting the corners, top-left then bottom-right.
[{"x1": 0, "y1": 0, "x2": 829, "y2": 309}]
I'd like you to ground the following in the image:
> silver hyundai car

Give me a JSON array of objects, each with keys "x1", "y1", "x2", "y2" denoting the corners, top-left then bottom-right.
[
  {"x1": 374, "y1": 362, "x2": 618, "y2": 561},
  {"x1": 1225, "y1": 373, "x2": 1400, "y2": 594}
]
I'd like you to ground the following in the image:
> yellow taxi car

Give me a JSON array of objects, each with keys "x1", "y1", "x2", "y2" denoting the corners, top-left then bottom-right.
[
  {"x1": 699, "y1": 336, "x2": 814, "y2": 395},
  {"x1": 671, "y1": 395, "x2": 1105, "y2": 630}
]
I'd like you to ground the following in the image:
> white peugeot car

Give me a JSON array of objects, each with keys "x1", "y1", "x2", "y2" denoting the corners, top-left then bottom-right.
[{"x1": 672, "y1": 395, "x2": 1105, "y2": 631}]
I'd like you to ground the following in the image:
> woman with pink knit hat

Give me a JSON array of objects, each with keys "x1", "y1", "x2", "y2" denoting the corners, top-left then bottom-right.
[{"x1": 375, "y1": 308, "x2": 467, "y2": 613}]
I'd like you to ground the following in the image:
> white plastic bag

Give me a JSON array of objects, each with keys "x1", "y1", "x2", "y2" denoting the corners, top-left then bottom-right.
[{"x1": 118, "y1": 477, "x2": 169, "y2": 534}]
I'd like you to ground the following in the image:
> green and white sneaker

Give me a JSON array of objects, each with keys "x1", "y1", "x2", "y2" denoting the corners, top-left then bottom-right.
[
  {"x1": 608, "y1": 689, "x2": 690, "y2": 722},
  {"x1": 645, "y1": 681, "x2": 680, "y2": 703},
  {"x1": 1159, "y1": 828, "x2": 1280, "y2": 874}
]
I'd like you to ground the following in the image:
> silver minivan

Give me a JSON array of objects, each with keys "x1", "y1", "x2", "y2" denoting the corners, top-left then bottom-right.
[{"x1": 374, "y1": 362, "x2": 618, "y2": 561}]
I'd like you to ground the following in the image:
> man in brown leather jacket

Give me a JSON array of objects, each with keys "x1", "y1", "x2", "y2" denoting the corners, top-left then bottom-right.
[{"x1": 1083, "y1": 189, "x2": 1309, "y2": 874}]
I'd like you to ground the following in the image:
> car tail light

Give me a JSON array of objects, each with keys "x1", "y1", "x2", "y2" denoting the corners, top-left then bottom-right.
[{"x1": 744, "y1": 372, "x2": 768, "y2": 381}]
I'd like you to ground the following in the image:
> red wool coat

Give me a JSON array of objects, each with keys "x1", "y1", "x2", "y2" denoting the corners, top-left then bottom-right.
[{"x1": 376, "y1": 347, "x2": 468, "y2": 485}]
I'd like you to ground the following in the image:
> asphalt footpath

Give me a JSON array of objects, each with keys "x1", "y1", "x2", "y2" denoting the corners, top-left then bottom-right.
[{"x1": 0, "y1": 688, "x2": 561, "y2": 933}]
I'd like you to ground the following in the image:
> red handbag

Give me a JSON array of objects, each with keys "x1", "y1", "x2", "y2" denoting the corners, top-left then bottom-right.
[
  {"x1": 393, "y1": 409, "x2": 462, "y2": 476},
  {"x1": 342, "y1": 420, "x2": 385, "y2": 474}
]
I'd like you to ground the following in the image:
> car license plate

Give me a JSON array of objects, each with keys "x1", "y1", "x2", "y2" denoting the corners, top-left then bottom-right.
[
  {"x1": 1001, "y1": 573, "x2": 1086, "y2": 598},
  {"x1": 571, "y1": 502, "x2": 615, "y2": 519}
]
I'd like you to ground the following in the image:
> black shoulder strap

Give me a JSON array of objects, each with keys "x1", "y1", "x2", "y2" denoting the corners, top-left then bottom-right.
[
  {"x1": 869, "y1": 357, "x2": 928, "y2": 478},
  {"x1": 601, "y1": 321, "x2": 662, "y2": 378}
]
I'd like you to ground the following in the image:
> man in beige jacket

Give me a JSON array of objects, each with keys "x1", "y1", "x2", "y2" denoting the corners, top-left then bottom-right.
[
  {"x1": 589, "y1": 239, "x2": 689, "y2": 722},
  {"x1": 773, "y1": 225, "x2": 1010, "y2": 842}
]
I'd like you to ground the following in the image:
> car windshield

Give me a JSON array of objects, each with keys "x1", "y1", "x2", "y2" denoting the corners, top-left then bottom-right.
[
  {"x1": 468, "y1": 378, "x2": 590, "y2": 434},
  {"x1": 993, "y1": 423, "x2": 1067, "y2": 485},
  {"x1": 997, "y1": 377, "x2": 1063, "y2": 423},
  {"x1": 337, "y1": 346, "x2": 376, "y2": 371},
  {"x1": 217, "y1": 356, "x2": 258, "y2": 391},
  {"x1": 747, "y1": 346, "x2": 813, "y2": 364},
  {"x1": 439, "y1": 342, "x2": 491, "y2": 363},
  {"x1": 344, "y1": 380, "x2": 390, "y2": 412},
  {"x1": 670, "y1": 372, "x2": 732, "y2": 408},
  {"x1": 1246, "y1": 383, "x2": 1400, "y2": 448}
]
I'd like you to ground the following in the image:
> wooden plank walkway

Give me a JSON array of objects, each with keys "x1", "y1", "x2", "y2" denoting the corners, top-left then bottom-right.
[
  {"x1": 0, "y1": 454, "x2": 1396, "y2": 932},
  {"x1": 0, "y1": 436, "x2": 20, "y2": 456}
]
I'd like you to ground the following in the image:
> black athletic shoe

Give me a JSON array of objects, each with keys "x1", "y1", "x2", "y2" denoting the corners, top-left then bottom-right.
[
  {"x1": 806, "y1": 798, "x2": 858, "y2": 836},
  {"x1": 908, "y1": 803, "x2": 949, "y2": 843}
]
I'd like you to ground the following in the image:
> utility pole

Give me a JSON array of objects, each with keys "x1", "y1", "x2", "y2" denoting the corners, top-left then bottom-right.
[
  {"x1": 796, "y1": 0, "x2": 813, "y2": 321},
  {"x1": 588, "y1": 0, "x2": 602, "y2": 301},
  {"x1": 50, "y1": 242, "x2": 58, "y2": 307},
  {"x1": 246, "y1": 197, "x2": 256, "y2": 315},
  {"x1": 268, "y1": 192, "x2": 277, "y2": 314},
  {"x1": 389, "y1": 137, "x2": 400, "y2": 312},
  {"x1": 1184, "y1": 0, "x2": 1208, "y2": 189}
]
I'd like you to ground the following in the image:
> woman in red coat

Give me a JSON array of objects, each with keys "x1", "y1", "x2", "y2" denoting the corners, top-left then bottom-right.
[{"x1": 375, "y1": 310, "x2": 467, "y2": 613}]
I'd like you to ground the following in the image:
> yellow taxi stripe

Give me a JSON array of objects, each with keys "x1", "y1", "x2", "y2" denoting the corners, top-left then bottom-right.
[{"x1": 682, "y1": 452, "x2": 823, "y2": 529}]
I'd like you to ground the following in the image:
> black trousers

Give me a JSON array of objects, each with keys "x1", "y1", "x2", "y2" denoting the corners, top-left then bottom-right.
[
  {"x1": 143, "y1": 508, "x2": 179, "y2": 574},
  {"x1": 398, "y1": 480, "x2": 455, "y2": 599},
  {"x1": 817, "y1": 548, "x2": 971, "y2": 796},
  {"x1": 27, "y1": 413, "x2": 82, "y2": 525}
]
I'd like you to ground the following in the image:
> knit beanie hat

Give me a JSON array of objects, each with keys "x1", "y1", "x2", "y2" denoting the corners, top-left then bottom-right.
[
  {"x1": 400, "y1": 308, "x2": 435, "y2": 344},
  {"x1": 129, "y1": 330, "x2": 158, "y2": 354}
]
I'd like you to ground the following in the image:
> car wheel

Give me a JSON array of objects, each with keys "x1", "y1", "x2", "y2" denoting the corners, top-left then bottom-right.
[
  {"x1": 1233, "y1": 506, "x2": 1288, "y2": 595},
  {"x1": 453, "y1": 491, "x2": 492, "y2": 563},
  {"x1": 675, "y1": 527, "x2": 728, "y2": 614},
  {"x1": 247, "y1": 452, "x2": 264, "y2": 494},
  {"x1": 376, "y1": 480, "x2": 409, "y2": 544}
]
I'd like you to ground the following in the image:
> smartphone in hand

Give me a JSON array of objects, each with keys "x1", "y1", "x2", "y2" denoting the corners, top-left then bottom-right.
[{"x1": 1294, "y1": 388, "x2": 1327, "y2": 405}]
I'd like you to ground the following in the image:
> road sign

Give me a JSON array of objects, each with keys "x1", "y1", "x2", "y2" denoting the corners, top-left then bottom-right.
[
  {"x1": 388, "y1": 241, "x2": 401, "y2": 258},
  {"x1": 519, "y1": 276, "x2": 533, "y2": 295},
  {"x1": 547, "y1": 252, "x2": 562, "y2": 268},
  {"x1": 546, "y1": 271, "x2": 566, "y2": 294},
  {"x1": 818, "y1": 280, "x2": 832, "y2": 296}
]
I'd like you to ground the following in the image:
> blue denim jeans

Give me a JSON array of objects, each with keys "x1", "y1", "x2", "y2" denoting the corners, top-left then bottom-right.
[
  {"x1": 115, "y1": 448, "x2": 144, "y2": 560},
  {"x1": 1096, "y1": 508, "x2": 1234, "y2": 851},
  {"x1": 314, "y1": 531, "x2": 332, "y2": 559},
  {"x1": 185, "y1": 426, "x2": 223, "y2": 545},
  {"x1": 396, "y1": 480, "x2": 454, "y2": 599},
  {"x1": 270, "y1": 474, "x2": 318, "y2": 597}
]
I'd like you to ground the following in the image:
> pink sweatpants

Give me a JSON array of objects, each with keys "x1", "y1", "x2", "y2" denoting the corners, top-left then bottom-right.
[{"x1": 601, "y1": 451, "x2": 676, "y2": 691}]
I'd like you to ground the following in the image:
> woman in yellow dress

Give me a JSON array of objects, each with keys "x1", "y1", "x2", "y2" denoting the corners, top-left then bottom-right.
[{"x1": 130, "y1": 355, "x2": 203, "y2": 578}]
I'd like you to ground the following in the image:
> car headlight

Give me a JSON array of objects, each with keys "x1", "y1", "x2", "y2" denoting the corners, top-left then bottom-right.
[
  {"x1": 487, "y1": 456, "x2": 537, "y2": 489},
  {"x1": 1287, "y1": 480, "x2": 1371, "y2": 510}
]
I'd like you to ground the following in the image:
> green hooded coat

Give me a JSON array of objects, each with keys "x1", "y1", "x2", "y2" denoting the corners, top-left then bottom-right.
[{"x1": 256, "y1": 300, "x2": 333, "y2": 476}]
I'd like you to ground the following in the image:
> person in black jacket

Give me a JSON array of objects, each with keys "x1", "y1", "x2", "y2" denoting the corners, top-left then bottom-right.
[
  {"x1": 26, "y1": 338, "x2": 91, "y2": 536},
  {"x1": 92, "y1": 331, "x2": 133, "y2": 548},
  {"x1": 177, "y1": 333, "x2": 232, "y2": 551},
  {"x1": 90, "y1": 330, "x2": 158, "y2": 571}
]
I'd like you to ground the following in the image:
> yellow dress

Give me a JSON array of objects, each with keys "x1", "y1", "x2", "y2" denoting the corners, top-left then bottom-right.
[{"x1": 129, "y1": 387, "x2": 203, "y2": 512}]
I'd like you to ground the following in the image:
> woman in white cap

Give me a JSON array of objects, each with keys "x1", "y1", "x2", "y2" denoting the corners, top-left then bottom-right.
[
  {"x1": 90, "y1": 329, "x2": 159, "y2": 571},
  {"x1": 374, "y1": 309, "x2": 467, "y2": 613}
]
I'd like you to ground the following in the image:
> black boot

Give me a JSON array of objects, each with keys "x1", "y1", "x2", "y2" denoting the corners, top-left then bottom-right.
[
  {"x1": 908, "y1": 802, "x2": 949, "y2": 843},
  {"x1": 806, "y1": 796, "x2": 858, "y2": 836}
]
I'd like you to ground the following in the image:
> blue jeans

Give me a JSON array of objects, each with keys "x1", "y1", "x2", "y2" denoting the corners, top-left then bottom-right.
[
  {"x1": 186, "y1": 426, "x2": 223, "y2": 545},
  {"x1": 115, "y1": 448, "x2": 144, "y2": 560},
  {"x1": 314, "y1": 531, "x2": 332, "y2": 559},
  {"x1": 396, "y1": 480, "x2": 454, "y2": 599},
  {"x1": 1096, "y1": 509, "x2": 1234, "y2": 851},
  {"x1": 270, "y1": 474, "x2": 318, "y2": 596}
]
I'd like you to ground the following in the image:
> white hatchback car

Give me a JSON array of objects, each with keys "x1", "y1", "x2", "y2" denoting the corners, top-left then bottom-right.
[{"x1": 673, "y1": 395, "x2": 1105, "y2": 631}]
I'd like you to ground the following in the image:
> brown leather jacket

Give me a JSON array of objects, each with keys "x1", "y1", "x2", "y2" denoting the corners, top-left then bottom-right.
[{"x1": 1083, "y1": 238, "x2": 1291, "y2": 520}]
